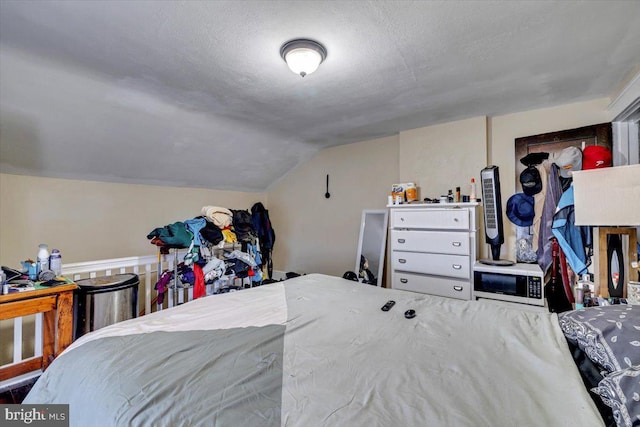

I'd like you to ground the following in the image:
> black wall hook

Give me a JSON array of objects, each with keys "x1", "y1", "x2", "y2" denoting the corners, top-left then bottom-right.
[{"x1": 325, "y1": 174, "x2": 330, "y2": 198}]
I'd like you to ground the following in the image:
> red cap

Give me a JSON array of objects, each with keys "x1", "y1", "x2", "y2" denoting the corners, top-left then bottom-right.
[{"x1": 583, "y1": 146, "x2": 612, "y2": 170}]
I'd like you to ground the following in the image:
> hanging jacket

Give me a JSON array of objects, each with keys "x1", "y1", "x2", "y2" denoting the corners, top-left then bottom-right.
[
  {"x1": 531, "y1": 162, "x2": 549, "y2": 251},
  {"x1": 552, "y1": 184, "x2": 590, "y2": 275},
  {"x1": 537, "y1": 164, "x2": 563, "y2": 275},
  {"x1": 251, "y1": 202, "x2": 276, "y2": 251}
]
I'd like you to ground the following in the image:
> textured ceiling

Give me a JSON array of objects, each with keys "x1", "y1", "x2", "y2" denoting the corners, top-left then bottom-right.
[{"x1": 1, "y1": 1, "x2": 639, "y2": 191}]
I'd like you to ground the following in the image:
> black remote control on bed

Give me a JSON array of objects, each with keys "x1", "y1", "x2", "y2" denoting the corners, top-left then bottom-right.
[{"x1": 381, "y1": 300, "x2": 396, "y2": 311}]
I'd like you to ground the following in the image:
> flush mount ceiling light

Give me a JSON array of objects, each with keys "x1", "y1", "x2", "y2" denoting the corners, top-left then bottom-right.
[{"x1": 280, "y1": 39, "x2": 327, "y2": 77}]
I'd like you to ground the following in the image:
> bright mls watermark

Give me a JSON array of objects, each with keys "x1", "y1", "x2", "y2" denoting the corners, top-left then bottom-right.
[{"x1": 1, "y1": 404, "x2": 69, "y2": 426}]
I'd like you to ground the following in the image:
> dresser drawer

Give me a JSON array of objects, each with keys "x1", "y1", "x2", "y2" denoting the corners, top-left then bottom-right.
[
  {"x1": 391, "y1": 251, "x2": 470, "y2": 279},
  {"x1": 391, "y1": 208, "x2": 469, "y2": 230},
  {"x1": 391, "y1": 230, "x2": 469, "y2": 255},
  {"x1": 393, "y1": 272, "x2": 471, "y2": 300}
]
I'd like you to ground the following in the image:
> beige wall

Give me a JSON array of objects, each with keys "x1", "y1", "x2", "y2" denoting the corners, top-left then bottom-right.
[
  {"x1": 0, "y1": 174, "x2": 265, "y2": 266},
  {"x1": 268, "y1": 135, "x2": 399, "y2": 277},
  {"x1": 399, "y1": 116, "x2": 488, "y2": 200}
]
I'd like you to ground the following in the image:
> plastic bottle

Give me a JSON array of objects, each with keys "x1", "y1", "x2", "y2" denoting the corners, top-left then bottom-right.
[
  {"x1": 37, "y1": 244, "x2": 50, "y2": 274},
  {"x1": 470, "y1": 178, "x2": 477, "y2": 201},
  {"x1": 455, "y1": 186, "x2": 461, "y2": 203},
  {"x1": 579, "y1": 273, "x2": 595, "y2": 301},
  {"x1": 1, "y1": 271, "x2": 7, "y2": 295},
  {"x1": 574, "y1": 283, "x2": 585, "y2": 309},
  {"x1": 447, "y1": 189, "x2": 454, "y2": 203},
  {"x1": 50, "y1": 249, "x2": 62, "y2": 276}
]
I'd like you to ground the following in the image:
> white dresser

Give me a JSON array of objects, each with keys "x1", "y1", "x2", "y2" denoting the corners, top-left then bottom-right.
[{"x1": 389, "y1": 203, "x2": 479, "y2": 300}]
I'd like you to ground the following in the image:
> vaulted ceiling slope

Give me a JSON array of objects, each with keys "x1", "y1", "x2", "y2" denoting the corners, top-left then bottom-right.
[{"x1": 1, "y1": 1, "x2": 639, "y2": 191}]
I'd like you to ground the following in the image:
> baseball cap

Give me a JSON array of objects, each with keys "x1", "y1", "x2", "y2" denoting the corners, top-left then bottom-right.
[
  {"x1": 583, "y1": 145, "x2": 612, "y2": 170},
  {"x1": 554, "y1": 146, "x2": 582, "y2": 178},
  {"x1": 519, "y1": 165, "x2": 542, "y2": 196}
]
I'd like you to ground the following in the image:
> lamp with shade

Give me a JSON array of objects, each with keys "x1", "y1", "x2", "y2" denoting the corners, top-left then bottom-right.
[{"x1": 573, "y1": 164, "x2": 640, "y2": 299}]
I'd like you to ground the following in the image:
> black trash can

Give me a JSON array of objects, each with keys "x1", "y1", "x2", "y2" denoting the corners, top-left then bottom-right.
[{"x1": 74, "y1": 273, "x2": 139, "y2": 339}]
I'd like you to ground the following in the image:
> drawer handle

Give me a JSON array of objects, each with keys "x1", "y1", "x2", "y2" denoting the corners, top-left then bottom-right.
[
  {"x1": 400, "y1": 278, "x2": 408, "y2": 284},
  {"x1": 452, "y1": 242, "x2": 461, "y2": 247},
  {"x1": 398, "y1": 239, "x2": 406, "y2": 244},
  {"x1": 399, "y1": 259, "x2": 407, "y2": 264},
  {"x1": 453, "y1": 286, "x2": 463, "y2": 292},
  {"x1": 452, "y1": 264, "x2": 462, "y2": 270},
  {"x1": 453, "y1": 218, "x2": 459, "y2": 222},
  {"x1": 400, "y1": 217, "x2": 405, "y2": 222}
]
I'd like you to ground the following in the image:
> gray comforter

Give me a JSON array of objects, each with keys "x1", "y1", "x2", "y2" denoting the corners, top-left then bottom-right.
[{"x1": 25, "y1": 274, "x2": 603, "y2": 426}]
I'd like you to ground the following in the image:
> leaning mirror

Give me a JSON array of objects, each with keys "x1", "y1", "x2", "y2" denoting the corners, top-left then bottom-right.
[{"x1": 355, "y1": 209, "x2": 389, "y2": 286}]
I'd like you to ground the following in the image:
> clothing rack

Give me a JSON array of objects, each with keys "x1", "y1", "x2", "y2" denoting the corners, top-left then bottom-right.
[{"x1": 156, "y1": 241, "x2": 252, "y2": 310}]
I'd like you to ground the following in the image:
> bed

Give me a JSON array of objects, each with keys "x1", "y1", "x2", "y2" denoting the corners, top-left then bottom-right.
[{"x1": 25, "y1": 273, "x2": 610, "y2": 426}]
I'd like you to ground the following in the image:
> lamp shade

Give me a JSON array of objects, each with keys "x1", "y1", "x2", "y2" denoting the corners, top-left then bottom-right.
[
  {"x1": 280, "y1": 39, "x2": 327, "y2": 77},
  {"x1": 573, "y1": 164, "x2": 640, "y2": 226}
]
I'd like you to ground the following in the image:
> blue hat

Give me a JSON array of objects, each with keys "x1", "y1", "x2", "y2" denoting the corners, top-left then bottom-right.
[{"x1": 506, "y1": 193, "x2": 535, "y2": 227}]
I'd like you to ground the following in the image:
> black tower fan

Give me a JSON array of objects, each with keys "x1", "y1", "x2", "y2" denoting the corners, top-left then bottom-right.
[{"x1": 479, "y1": 166, "x2": 514, "y2": 266}]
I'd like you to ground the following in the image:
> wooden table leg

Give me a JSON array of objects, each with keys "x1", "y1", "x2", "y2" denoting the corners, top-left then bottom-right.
[
  {"x1": 57, "y1": 290, "x2": 75, "y2": 353},
  {"x1": 42, "y1": 309, "x2": 56, "y2": 370}
]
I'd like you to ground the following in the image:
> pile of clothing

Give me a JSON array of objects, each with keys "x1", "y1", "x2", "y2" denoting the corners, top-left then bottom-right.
[
  {"x1": 147, "y1": 203, "x2": 275, "y2": 302},
  {"x1": 506, "y1": 145, "x2": 613, "y2": 311}
]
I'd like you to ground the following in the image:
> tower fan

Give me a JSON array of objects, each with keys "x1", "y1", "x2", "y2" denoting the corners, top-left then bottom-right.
[{"x1": 479, "y1": 166, "x2": 514, "y2": 266}]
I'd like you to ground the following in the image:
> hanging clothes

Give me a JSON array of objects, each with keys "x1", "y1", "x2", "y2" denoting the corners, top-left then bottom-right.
[
  {"x1": 183, "y1": 241, "x2": 199, "y2": 266},
  {"x1": 247, "y1": 243, "x2": 263, "y2": 283},
  {"x1": 544, "y1": 239, "x2": 573, "y2": 313},
  {"x1": 251, "y1": 202, "x2": 275, "y2": 279},
  {"x1": 552, "y1": 184, "x2": 590, "y2": 275},
  {"x1": 193, "y1": 264, "x2": 205, "y2": 299},
  {"x1": 202, "y1": 257, "x2": 225, "y2": 283},
  {"x1": 558, "y1": 245, "x2": 575, "y2": 305},
  {"x1": 225, "y1": 249, "x2": 257, "y2": 268},
  {"x1": 184, "y1": 218, "x2": 207, "y2": 247},
  {"x1": 531, "y1": 162, "x2": 549, "y2": 252},
  {"x1": 177, "y1": 263, "x2": 195, "y2": 286},
  {"x1": 537, "y1": 164, "x2": 563, "y2": 275},
  {"x1": 154, "y1": 270, "x2": 173, "y2": 305}
]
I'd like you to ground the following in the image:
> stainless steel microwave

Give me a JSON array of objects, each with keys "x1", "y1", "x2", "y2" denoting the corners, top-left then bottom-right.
[{"x1": 473, "y1": 262, "x2": 545, "y2": 307}]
